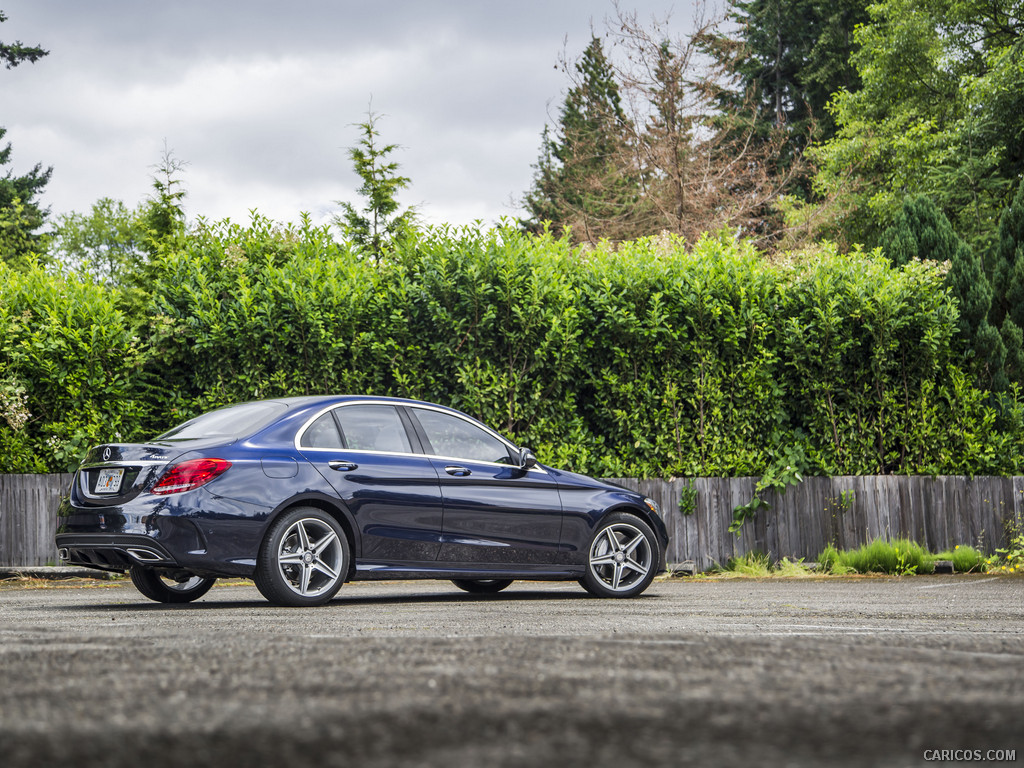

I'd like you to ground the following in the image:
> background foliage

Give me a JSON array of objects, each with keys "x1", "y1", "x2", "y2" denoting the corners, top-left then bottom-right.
[
  {"x1": 4, "y1": 221, "x2": 1023, "y2": 476},
  {"x1": 0, "y1": 262, "x2": 148, "y2": 471},
  {"x1": 2, "y1": 2, "x2": 1023, "y2": 483}
]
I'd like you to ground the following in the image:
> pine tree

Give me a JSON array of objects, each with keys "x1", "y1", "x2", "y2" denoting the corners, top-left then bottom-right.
[
  {"x1": 697, "y1": 0, "x2": 869, "y2": 174},
  {"x1": 334, "y1": 111, "x2": 416, "y2": 261},
  {"x1": 0, "y1": 11, "x2": 50, "y2": 266},
  {"x1": 524, "y1": 12, "x2": 815, "y2": 246},
  {"x1": 990, "y1": 182, "x2": 1024, "y2": 385},
  {"x1": 142, "y1": 144, "x2": 188, "y2": 247},
  {"x1": 990, "y1": 182, "x2": 1024, "y2": 327},
  {"x1": 0, "y1": 10, "x2": 47, "y2": 68},
  {"x1": 523, "y1": 37, "x2": 641, "y2": 243},
  {"x1": 881, "y1": 194, "x2": 1006, "y2": 388}
]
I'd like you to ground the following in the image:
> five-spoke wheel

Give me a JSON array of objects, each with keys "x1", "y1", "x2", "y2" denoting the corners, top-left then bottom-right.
[
  {"x1": 255, "y1": 507, "x2": 349, "y2": 607},
  {"x1": 580, "y1": 513, "x2": 659, "y2": 598},
  {"x1": 129, "y1": 566, "x2": 216, "y2": 603}
]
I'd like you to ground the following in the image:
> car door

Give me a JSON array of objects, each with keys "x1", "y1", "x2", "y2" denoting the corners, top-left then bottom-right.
[
  {"x1": 297, "y1": 403, "x2": 443, "y2": 563},
  {"x1": 405, "y1": 405, "x2": 564, "y2": 565}
]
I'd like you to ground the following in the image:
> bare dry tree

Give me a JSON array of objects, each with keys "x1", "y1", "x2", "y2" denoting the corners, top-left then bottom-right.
[{"x1": 530, "y1": 1, "x2": 810, "y2": 249}]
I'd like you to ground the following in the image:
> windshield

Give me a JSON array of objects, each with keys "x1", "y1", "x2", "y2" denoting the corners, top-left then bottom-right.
[{"x1": 157, "y1": 401, "x2": 289, "y2": 441}]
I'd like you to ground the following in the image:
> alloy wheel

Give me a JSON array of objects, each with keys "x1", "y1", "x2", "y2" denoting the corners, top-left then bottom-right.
[
  {"x1": 275, "y1": 517, "x2": 345, "y2": 598},
  {"x1": 587, "y1": 522, "x2": 653, "y2": 592}
]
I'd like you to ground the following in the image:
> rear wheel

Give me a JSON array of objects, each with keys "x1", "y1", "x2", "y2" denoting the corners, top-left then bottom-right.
[
  {"x1": 129, "y1": 566, "x2": 216, "y2": 604},
  {"x1": 255, "y1": 506, "x2": 349, "y2": 607},
  {"x1": 579, "y1": 513, "x2": 659, "y2": 598},
  {"x1": 451, "y1": 579, "x2": 513, "y2": 594}
]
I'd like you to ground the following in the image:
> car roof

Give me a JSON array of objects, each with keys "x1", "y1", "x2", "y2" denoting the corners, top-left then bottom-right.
[{"x1": 267, "y1": 395, "x2": 450, "y2": 409}]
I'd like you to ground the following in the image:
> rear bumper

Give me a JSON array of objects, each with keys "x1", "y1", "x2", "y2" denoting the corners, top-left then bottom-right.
[
  {"x1": 55, "y1": 488, "x2": 270, "y2": 578},
  {"x1": 55, "y1": 533, "x2": 177, "y2": 573}
]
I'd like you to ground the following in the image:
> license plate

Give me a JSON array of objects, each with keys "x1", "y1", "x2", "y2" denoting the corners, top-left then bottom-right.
[{"x1": 95, "y1": 467, "x2": 125, "y2": 494}]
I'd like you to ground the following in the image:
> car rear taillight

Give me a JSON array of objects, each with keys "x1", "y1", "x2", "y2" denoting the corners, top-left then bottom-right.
[{"x1": 150, "y1": 458, "x2": 232, "y2": 495}]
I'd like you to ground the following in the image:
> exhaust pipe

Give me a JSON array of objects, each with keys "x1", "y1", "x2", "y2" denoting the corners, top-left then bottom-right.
[
  {"x1": 58, "y1": 547, "x2": 70, "y2": 561},
  {"x1": 126, "y1": 547, "x2": 164, "y2": 563}
]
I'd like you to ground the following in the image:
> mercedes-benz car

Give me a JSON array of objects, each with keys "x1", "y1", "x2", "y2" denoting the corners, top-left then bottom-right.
[{"x1": 56, "y1": 396, "x2": 668, "y2": 606}]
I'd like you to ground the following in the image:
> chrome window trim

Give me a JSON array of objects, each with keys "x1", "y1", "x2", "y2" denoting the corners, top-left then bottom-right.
[
  {"x1": 405, "y1": 403, "x2": 517, "y2": 453},
  {"x1": 296, "y1": 410, "x2": 345, "y2": 451},
  {"x1": 293, "y1": 400, "x2": 547, "y2": 474}
]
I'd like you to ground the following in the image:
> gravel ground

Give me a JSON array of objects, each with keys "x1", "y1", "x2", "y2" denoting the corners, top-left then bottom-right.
[{"x1": 0, "y1": 575, "x2": 1021, "y2": 767}]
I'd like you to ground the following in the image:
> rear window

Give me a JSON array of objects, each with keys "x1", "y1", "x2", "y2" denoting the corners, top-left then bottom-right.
[{"x1": 157, "y1": 401, "x2": 289, "y2": 441}]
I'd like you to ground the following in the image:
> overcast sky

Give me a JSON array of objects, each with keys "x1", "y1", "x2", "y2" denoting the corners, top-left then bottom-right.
[{"x1": 1, "y1": 1, "x2": 702, "y2": 231}]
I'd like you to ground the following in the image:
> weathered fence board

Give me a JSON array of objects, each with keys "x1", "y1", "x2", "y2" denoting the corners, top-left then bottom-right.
[
  {"x1": 2, "y1": 473, "x2": 1023, "y2": 569},
  {"x1": 0, "y1": 474, "x2": 73, "y2": 566}
]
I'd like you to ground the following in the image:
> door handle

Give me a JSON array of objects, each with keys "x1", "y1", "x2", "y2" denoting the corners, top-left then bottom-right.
[
  {"x1": 328, "y1": 460, "x2": 358, "y2": 471},
  {"x1": 444, "y1": 465, "x2": 471, "y2": 477}
]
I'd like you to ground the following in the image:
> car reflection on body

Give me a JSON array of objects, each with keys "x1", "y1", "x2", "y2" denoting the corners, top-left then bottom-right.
[{"x1": 56, "y1": 396, "x2": 668, "y2": 606}]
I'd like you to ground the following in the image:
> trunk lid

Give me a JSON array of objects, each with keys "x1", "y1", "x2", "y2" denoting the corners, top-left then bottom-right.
[{"x1": 72, "y1": 440, "x2": 230, "y2": 506}]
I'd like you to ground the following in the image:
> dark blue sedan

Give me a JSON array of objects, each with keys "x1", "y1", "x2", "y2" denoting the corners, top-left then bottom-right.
[{"x1": 56, "y1": 396, "x2": 668, "y2": 606}]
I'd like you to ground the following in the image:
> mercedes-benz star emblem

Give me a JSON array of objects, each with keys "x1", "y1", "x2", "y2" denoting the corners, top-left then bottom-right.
[{"x1": 102, "y1": 447, "x2": 111, "y2": 461}]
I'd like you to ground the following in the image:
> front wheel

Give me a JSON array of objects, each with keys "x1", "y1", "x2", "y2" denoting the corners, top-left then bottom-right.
[
  {"x1": 451, "y1": 579, "x2": 513, "y2": 594},
  {"x1": 129, "y1": 566, "x2": 216, "y2": 604},
  {"x1": 255, "y1": 507, "x2": 350, "y2": 607},
  {"x1": 579, "y1": 513, "x2": 659, "y2": 598}
]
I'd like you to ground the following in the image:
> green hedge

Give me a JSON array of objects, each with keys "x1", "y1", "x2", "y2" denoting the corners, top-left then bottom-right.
[
  {"x1": 0, "y1": 265, "x2": 150, "y2": 471},
  {"x1": 3, "y1": 219, "x2": 1023, "y2": 475}
]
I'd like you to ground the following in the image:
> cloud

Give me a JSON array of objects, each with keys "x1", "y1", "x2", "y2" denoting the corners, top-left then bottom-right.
[{"x1": 2, "y1": 0, "x2": 695, "y2": 228}]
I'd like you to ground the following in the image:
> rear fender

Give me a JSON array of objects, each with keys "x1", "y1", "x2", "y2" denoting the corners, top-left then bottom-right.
[{"x1": 265, "y1": 492, "x2": 360, "y2": 563}]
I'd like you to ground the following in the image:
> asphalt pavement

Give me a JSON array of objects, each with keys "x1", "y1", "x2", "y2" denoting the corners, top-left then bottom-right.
[{"x1": 0, "y1": 575, "x2": 1021, "y2": 767}]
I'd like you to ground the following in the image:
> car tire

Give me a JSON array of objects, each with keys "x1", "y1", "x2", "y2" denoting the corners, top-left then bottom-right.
[
  {"x1": 129, "y1": 566, "x2": 216, "y2": 603},
  {"x1": 451, "y1": 578, "x2": 513, "y2": 594},
  {"x1": 579, "y1": 512, "x2": 659, "y2": 598},
  {"x1": 255, "y1": 506, "x2": 349, "y2": 607}
]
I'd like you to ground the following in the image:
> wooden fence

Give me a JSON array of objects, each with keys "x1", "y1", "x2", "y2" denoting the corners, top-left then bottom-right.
[
  {"x1": 2, "y1": 473, "x2": 1023, "y2": 569},
  {"x1": 0, "y1": 474, "x2": 73, "y2": 567},
  {"x1": 612, "y1": 476, "x2": 1024, "y2": 571}
]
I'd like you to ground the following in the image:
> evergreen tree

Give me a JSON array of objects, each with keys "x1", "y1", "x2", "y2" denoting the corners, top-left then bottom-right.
[
  {"x1": 990, "y1": 182, "x2": 1024, "y2": 384},
  {"x1": 523, "y1": 37, "x2": 640, "y2": 243},
  {"x1": 335, "y1": 111, "x2": 416, "y2": 261},
  {"x1": 698, "y1": 0, "x2": 869, "y2": 169},
  {"x1": 0, "y1": 194, "x2": 45, "y2": 270},
  {"x1": 142, "y1": 144, "x2": 188, "y2": 247},
  {"x1": 524, "y1": 12, "x2": 813, "y2": 246},
  {"x1": 0, "y1": 11, "x2": 50, "y2": 266},
  {"x1": 990, "y1": 182, "x2": 1024, "y2": 328},
  {"x1": 0, "y1": 10, "x2": 47, "y2": 68},
  {"x1": 881, "y1": 195, "x2": 1006, "y2": 388}
]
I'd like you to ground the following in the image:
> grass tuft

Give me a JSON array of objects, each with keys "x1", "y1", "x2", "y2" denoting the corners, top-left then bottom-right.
[
  {"x1": 723, "y1": 551, "x2": 773, "y2": 577},
  {"x1": 711, "y1": 539, "x2": 989, "y2": 578},
  {"x1": 929, "y1": 545, "x2": 985, "y2": 573}
]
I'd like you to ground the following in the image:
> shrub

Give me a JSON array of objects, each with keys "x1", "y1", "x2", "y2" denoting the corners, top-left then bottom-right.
[
  {"x1": 5, "y1": 218, "x2": 1024, "y2": 476},
  {"x1": 984, "y1": 526, "x2": 1024, "y2": 574},
  {"x1": 0, "y1": 263, "x2": 149, "y2": 471}
]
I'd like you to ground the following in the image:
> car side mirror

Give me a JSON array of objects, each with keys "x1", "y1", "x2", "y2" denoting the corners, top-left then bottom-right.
[{"x1": 519, "y1": 448, "x2": 538, "y2": 469}]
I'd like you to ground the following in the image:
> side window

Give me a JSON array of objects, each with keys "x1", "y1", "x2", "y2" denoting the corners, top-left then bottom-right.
[
  {"x1": 335, "y1": 405, "x2": 412, "y2": 454},
  {"x1": 300, "y1": 412, "x2": 343, "y2": 449},
  {"x1": 413, "y1": 408, "x2": 512, "y2": 464}
]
